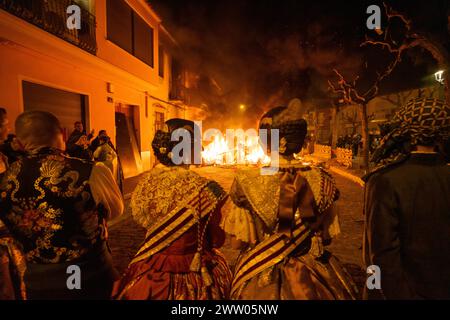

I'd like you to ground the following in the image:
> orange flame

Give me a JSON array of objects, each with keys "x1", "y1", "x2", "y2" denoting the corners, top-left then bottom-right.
[{"x1": 202, "y1": 134, "x2": 270, "y2": 166}]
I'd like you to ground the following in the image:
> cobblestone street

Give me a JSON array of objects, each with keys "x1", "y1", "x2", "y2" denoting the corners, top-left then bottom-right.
[{"x1": 108, "y1": 166, "x2": 366, "y2": 294}]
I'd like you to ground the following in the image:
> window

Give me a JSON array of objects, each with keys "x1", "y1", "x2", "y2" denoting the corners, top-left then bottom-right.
[
  {"x1": 155, "y1": 111, "x2": 165, "y2": 132},
  {"x1": 133, "y1": 13, "x2": 154, "y2": 67},
  {"x1": 158, "y1": 46, "x2": 165, "y2": 78},
  {"x1": 107, "y1": 0, "x2": 154, "y2": 67},
  {"x1": 107, "y1": 0, "x2": 133, "y2": 54}
]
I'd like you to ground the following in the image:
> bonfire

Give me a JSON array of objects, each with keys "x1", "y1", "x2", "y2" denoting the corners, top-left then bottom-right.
[{"x1": 202, "y1": 134, "x2": 270, "y2": 166}]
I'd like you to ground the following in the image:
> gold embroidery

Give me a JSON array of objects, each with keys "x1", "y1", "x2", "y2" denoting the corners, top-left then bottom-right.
[
  {"x1": 130, "y1": 167, "x2": 210, "y2": 229},
  {"x1": 5, "y1": 161, "x2": 21, "y2": 202},
  {"x1": 129, "y1": 167, "x2": 226, "y2": 265},
  {"x1": 234, "y1": 168, "x2": 279, "y2": 230},
  {"x1": 232, "y1": 165, "x2": 338, "y2": 231},
  {"x1": 228, "y1": 164, "x2": 341, "y2": 298},
  {"x1": 1, "y1": 153, "x2": 98, "y2": 263},
  {"x1": 40, "y1": 159, "x2": 84, "y2": 198}
]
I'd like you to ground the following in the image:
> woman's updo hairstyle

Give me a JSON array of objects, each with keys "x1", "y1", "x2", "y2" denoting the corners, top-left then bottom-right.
[
  {"x1": 151, "y1": 118, "x2": 198, "y2": 166},
  {"x1": 259, "y1": 98, "x2": 308, "y2": 157}
]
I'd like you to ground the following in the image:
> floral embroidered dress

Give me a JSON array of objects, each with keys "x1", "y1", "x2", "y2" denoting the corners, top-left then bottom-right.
[
  {"x1": 0, "y1": 148, "x2": 119, "y2": 299},
  {"x1": 223, "y1": 162, "x2": 359, "y2": 300},
  {"x1": 113, "y1": 165, "x2": 232, "y2": 300}
]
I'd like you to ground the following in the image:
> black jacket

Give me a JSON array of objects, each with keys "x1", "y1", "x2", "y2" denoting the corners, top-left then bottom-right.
[{"x1": 364, "y1": 153, "x2": 450, "y2": 299}]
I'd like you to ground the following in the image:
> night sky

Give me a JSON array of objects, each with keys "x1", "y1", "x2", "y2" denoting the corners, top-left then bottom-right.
[{"x1": 151, "y1": 0, "x2": 449, "y2": 128}]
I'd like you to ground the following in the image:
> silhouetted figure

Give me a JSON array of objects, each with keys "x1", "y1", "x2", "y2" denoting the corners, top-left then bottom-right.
[
  {"x1": 364, "y1": 98, "x2": 450, "y2": 299},
  {"x1": 90, "y1": 129, "x2": 108, "y2": 153},
  {"x1": 66, "y1": 121, "x2": 94, "y2": 160},
  {"x1": 0, "y1": 134, "x2": 26, "y2": 164}
]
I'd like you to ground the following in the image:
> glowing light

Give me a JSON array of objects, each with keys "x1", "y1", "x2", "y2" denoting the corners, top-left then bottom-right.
[
  {"x1": 239, "y1": 104, "x2": 246, "y2": 110},
  {"x1": 435, "y1": 70, "x2": 444, "y2": 84},
  {"x1": 201, "y1": 135, "x2": 232, "y2": 165},
  {"x1": 202, "y1": 134, "x2": 270, "y2": 166}
]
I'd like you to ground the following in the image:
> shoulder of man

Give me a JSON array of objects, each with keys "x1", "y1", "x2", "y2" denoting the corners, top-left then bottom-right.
[
  {"x1": 59, "y1": 153, "x2": 95, "y2": 180},
  {"x1": 365, "y1": 157, "x2": 409, "y2": 185},
  {"x1": 62, "y1": 152, "x2": 94, "y2": 164}
]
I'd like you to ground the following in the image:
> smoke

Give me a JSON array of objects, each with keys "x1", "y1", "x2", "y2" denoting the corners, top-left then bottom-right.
[
  {"x1": 149, "y1": 0, "x2": 403, "y2": 129},
  {"x1": 273, "y1": 98, "x2": 304, "y2": 126}
]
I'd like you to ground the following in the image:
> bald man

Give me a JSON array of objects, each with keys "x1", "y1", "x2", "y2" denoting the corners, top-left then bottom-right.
[{"x1": 0, "y1": 111, "x2": 124, "y2": 299}]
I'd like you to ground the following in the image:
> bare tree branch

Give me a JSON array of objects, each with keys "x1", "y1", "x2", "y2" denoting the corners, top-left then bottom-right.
[{"x1": 360, "y1": 1, "x2": 449, "y2": 105}]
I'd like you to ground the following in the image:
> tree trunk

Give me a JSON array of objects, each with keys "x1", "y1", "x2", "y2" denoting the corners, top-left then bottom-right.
[
  {"x1": 360, "y1": 103, "x2": 370, "y2": 171},
  {"x1": 331, "y1": 105, "x2": 339, "y2": 148}
]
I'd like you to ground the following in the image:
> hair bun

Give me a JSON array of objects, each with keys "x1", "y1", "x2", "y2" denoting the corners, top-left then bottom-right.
[{"x1": 152, "y1": 130, "x2": 174, "y2": 166}]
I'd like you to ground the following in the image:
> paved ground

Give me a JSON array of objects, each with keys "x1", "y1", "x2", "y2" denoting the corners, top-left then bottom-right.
[
  {"x1": 328, "y1": 173, "x2": 366, "y2": 293},
  {"x1": 108, "y1": 204, "x2": 146, "y2": 274},
  {"x1": 108, "y1": 165, "x2": 366, "y2": 294}
]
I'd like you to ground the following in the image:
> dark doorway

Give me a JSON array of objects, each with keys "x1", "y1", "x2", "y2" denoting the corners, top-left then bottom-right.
[{"x1": 115, "y1": 104, "x2": 141, "y2": 178}]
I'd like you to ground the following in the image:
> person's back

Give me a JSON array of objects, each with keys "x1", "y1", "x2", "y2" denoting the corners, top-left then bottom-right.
[
  {"x1": 365, "y1": 153, "x2": 450, "y2": 299},
  {"x1": 224, "y1": 102, "x2": 358, "y2": 300},
  {"x1": 2, "y1": 150, "x2": 103, "y2": 262},
  {"x1": 364, "y1": 97, "x2": 450, "y2": 300},
  {"x1": 0, "y1": 148, "x2": 118, "y2": 299},
  {"x1": 0, "y1": 111, "x2": 123, "y2": 299},
  {"x1": 113, "y1": 119, "x2": 232, "y2": 300}
]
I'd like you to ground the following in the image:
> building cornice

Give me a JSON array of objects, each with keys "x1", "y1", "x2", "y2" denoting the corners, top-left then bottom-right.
[{"x1": 135, "y1": 0, "x2": 162, "y2": 24}]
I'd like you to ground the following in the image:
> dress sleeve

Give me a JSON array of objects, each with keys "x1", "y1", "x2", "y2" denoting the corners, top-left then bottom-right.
[
  {"x1": 89, "y1": 162, "x2": 124, "y2": 220},
  {"x1": 320, "y1": 204, "x2": 341, "y2": 241},
  {"x1": 221, "y1": 199, "x2": 259, "y2": 244},
  {"x1": 207, "y1": 207, "x2": 226, "y2": 248},
  {"x1": 92, "y1": 145, "x2": 101, "y2": 160},
  {"x1": 220, "y1": 178, "x2": 259, "y2": 244}
]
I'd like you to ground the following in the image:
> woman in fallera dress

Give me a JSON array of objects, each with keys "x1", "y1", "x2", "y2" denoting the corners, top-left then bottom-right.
[
  {"x1": 113, "y1": 119, "x2": 232, "y2": 300},
  {"x1": 223, "y1": 100, "x2": 359, "y2": 300}
]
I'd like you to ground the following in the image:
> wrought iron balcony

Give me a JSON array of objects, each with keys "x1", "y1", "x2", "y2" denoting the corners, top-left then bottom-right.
[{"x1": 0, "y1": 0, "x2": 97, "y2": 55}]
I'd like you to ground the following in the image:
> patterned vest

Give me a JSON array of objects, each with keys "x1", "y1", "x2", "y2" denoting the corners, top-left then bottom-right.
[{"x1": 0, "y1": 148, "x2": 106, "y2": 264}]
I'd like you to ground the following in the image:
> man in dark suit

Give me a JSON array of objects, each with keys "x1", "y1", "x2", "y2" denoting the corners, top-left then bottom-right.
[{"x1": 363, "y1": 98, "x2": 450, "y2": 299}]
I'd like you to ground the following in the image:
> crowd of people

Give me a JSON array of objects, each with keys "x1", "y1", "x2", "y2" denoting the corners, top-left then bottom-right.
[
  {"x1": 0, "y1": 96, "x2": 449, "y2": 300},
  {"x1": 336, "y1": 134, "x2": 363, "y2": 157},
  {"x1": 65, "y1": 122, "x2": 123, "y2": 192}
]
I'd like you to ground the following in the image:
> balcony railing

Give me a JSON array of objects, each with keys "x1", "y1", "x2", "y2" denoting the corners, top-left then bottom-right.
[{"x1": 0, "y1": 0, "x2": 97, "y2": 55}]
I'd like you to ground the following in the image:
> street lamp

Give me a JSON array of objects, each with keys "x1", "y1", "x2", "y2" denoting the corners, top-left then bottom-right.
[
  {"x1": 239, "y1": 104, "x2": 246, "y2": 110},
  {"x1": 434, "y1": 70, "x2": 444, "y2": 85}
]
